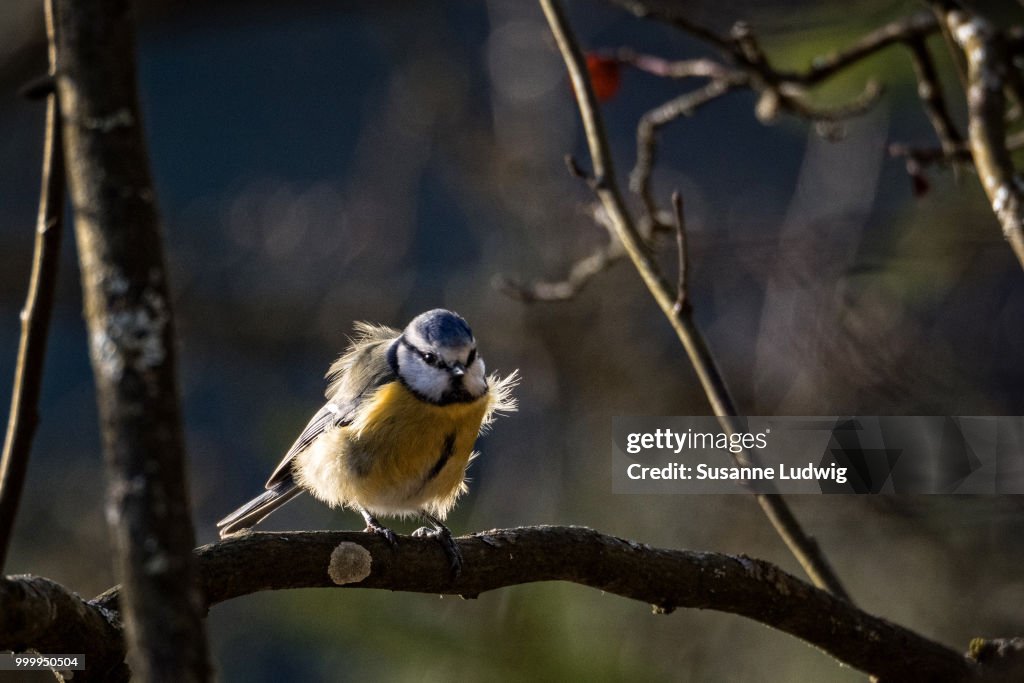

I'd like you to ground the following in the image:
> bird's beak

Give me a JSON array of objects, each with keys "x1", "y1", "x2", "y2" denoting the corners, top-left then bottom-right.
[{"x1": 449, "y1": 362, "x2": 466, "y2": 378}]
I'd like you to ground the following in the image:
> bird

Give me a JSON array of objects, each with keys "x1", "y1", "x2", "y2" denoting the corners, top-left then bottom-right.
[{"x1": 216, "y1": 309, "x2": 517, "y2": 575}]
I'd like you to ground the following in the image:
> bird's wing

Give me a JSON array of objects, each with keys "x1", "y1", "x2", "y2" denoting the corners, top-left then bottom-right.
[
  {"x1": 264, "y1": 328, "x2": 398, "y2": 490},
  {"x1": 263, "y1": 404, "x2": 342, "y2": 489}
]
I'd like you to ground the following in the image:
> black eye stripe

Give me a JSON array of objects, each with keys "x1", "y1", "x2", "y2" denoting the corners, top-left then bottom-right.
[
  {"x1": 401, "y1": 336, "x2": 472, "y2": 371},
  {"x1": 401, "y1": 338, "x2": 441, "y2": 367}
]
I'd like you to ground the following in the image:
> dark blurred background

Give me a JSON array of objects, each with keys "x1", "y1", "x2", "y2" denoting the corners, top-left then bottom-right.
[{"x1": 2, "y1": 1, "x2": 1023, "y2": 680}]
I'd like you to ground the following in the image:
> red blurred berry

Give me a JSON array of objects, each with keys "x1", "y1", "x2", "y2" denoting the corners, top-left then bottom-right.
[{"x1": 585, "y1": 53, "x2": 622, "y2": 102}]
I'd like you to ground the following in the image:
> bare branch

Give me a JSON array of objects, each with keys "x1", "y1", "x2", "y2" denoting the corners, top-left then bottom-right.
[
  {"x1": 671, "y1": 191, "x2": 688, "y2": 312},
  {"x1": 540, "y1": 7, "x2": 943, "y2": 241},
  {"x1": 889, "y1": 130, "x2": 1024, "y2": 170},
  {"x1": 0, "y1": 575, "x2": 128, "y2": 682},
  {"x1": 888, "y1": 141, "x2": 967, "y2": 195},
  {"x1": 726, "y1": 21, "x2": 885, "y2": 127},
  {"x1": 18, "y1": 528, "x2": 1023, "y2": 681},
  {"x1": 605, "y1": 0, "x2": 936, "y2": 111},
  {"x1": 607, "y1": 1, "x2": 938, "y2": 85},
  {"x1": 943, "y1": 8, "x2": 1024, "y2": 269},
  {"x1": 796, "y1": 12, "x2": 940, "y2": 85},
  {"x1": 0, "y1": 46, "x2": 64, "y2": 572},
  {"x1": 612, "y1": 50, "x2": 736, "y2": 80},
  {"x1": 933, "y1": 3, "x2": 969, "y2": 90},
  {"x1": 769, "y1": 79, "x2": 883, "y2": 125},
  {"x1": 538, "y1": 0, "x2": 851, "y2": 602},
  {"x1": 495, "y1": 239, "x2": 625, "y2": 302},
  {"x1": 49, "y1": 0, "x2": 210, "y2": 678},
  {"x1": 631, "y1": 79, "x2": 741, "y2": 217},
  {"x1": 604, "y1": 0, "x2": 734, "y2": 54},
  {"x1": 905, "y1": 35, "x2": 964, "y2": 158},
  {"x1": 618, "y1": 14, "x2": 898, "y2": 222},
  {"x1": 889, "y1": 141, "x2": 970, "y2": 166},
  {"x1": 85, "y1": 528, "x2": 977, "y2": 682}
]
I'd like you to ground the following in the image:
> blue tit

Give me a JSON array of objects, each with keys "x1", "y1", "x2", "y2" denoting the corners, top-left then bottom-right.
[{"x1": 217, "y1": 309, "x2": 517, "y2": 574}]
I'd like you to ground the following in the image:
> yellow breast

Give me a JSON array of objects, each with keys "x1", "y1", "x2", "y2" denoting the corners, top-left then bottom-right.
[{"x1": 335, "y1": 381, "x2": 489, "y2": 517}]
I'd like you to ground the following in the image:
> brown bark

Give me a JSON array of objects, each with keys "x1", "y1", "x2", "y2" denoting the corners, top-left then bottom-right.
[{"x1": 49, "y1": 0, "x2": 210, "y2": 679}]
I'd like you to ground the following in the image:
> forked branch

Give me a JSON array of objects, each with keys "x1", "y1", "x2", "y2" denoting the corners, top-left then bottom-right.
[{"x1": 537, "y1": 0, "x2": 851, "y2": 601}]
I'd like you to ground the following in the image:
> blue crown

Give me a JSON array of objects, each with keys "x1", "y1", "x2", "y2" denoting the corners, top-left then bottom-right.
[{"x1": 409, "y1": 309, "x2": 474, "y2": 348}]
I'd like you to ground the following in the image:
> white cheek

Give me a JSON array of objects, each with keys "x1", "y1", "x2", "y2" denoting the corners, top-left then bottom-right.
[
  {"x1": 403, "y1": 360, "x2": 450, "y2": 402},
  {"x1": 465, "y1": 359, "x2": 487, "y2": 396}
]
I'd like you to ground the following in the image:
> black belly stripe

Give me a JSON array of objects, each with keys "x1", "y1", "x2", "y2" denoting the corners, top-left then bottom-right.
[{"x1": 424, "y1": 432, "x2": 457, "y2": 485}]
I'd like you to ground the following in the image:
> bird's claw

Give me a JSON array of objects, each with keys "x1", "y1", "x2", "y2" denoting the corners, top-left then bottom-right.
[
  {"x1": 413, "y1": 526, "x2": 463, "y2": 577},
  {"x1": 364, "y1": 522, "x2": 398, "y2": 546}
]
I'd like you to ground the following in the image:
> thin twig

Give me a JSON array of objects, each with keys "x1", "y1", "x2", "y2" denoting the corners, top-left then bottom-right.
[
  {"x1": 905, "y1": 36, "x2": 964, "y2": 159},
  {"x1": 493, "y1": 154, "x2": 626, "y2": 301},
  {"x1": 631, "y1": 79, "x2": 741, "y2": 218},
  {"x1": 620, "y1": 16, "x2": 892, "y2": 221},
  {"x1": 1004, "y1": 28, "x2": 1024, "y2": 120},
  {"x1": 796, "y1": 12, "x2": 940, "y2": 85},
  {"x1": 770, "y1": 79, "x2": 883, "y2": 124},
  {"x1": 0, "y1": 36, "x2": 64, "y2": 574},
  {"x1": 932, "y1": 3, "x2": 969, "y2": 90},
  {"x1": 539, "y1": 0, "x2": 852, "y2": 602},
  {"x1": 605, "y1": 0, "x2": 734, "y2": 54},
  {"x1": 564, "y1": 152, "x2": 604, "y2": 192},
  {"x1": 495, "y1": 239, "x2": 625, "y2": 302},
  {"x1": 888, "y1": 141, "x2": 965, "y2": 195},
  {"x1": 731, "y1": 21, "x2": 887, "y2": 128},
  {"x1": 612, "y1": 50, "x2": 736, "y2": 80},
  {"x1": 570, "y1": 9, "x2": 942, "y2": 230},
  {"x1": 889, "y1": 141, "x2": 969, "y2": 165},
  {"x1": 605, "y1": 1, "x2": 938, "y2": 93},
  {"x1": 889, "y1": 129, "x2": 1024, "y2": 172},
  {"x1": 671, "y1": 191, "x2": 688, "y2": 312}
]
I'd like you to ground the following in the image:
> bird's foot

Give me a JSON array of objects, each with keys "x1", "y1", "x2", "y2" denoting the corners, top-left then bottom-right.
[
  {"x1": 358, "y1": 507, "x2": 397, "y2": 546},
  {"x1": 413, "y1": 524, "x2": 463, "y2": 577},
  {"x1": 364, "y1": 522, "x2": 397, "y2": 546}
]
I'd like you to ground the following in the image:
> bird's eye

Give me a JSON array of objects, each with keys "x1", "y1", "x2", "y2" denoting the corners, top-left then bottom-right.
[
  {"x1": 467, "y1": 349, "x2": 477, "y2": 365},
  {"x1": 422, "y1": 352, "x2": 438, "y2": 366}
]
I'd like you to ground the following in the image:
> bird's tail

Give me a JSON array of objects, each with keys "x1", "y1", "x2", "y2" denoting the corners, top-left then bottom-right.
[{"x1": 216, "y1": 479, "x2": 303, "y2": 538}]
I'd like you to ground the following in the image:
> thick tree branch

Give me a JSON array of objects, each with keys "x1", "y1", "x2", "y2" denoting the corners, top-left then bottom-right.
[
  {"x1": 0, "y1": 58, "x2": 64, "y2": 571},
  {"x1": 538, "y1": 0, "x2": 851, "y2": 602},
  {"x1": 84, "y1": 528, "x2": 976, "y2": 682},
  {"x1": 49, "y1": 0, "x2": 210, "y2": 679},
  {"x1": 0, "y1": 575, "x2": 128, "y2": 682},
  {"x1": 943, "y1": 9, "x2": 1024, "y2": 270}
]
